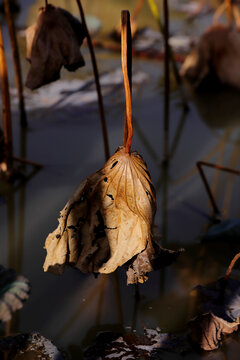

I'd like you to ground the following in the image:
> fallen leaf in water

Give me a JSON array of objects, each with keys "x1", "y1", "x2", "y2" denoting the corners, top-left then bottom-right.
[
  {"x1": 0, "y1": 265, "x2": 30, "y2": 322},
  {"x1": 0, "y1": 332, "x2": 64, "y2": 359},
  {"x1": 189, "y1": 312, "x2": 238, "y2": 351},
  {"x1": 202, "y1": 219, "x2": 240, "y2": 243},
  {"x1": 189, "y1": 277, "x2": 240, "y2": 350},
  {"x1": 84, "y1": 328, "x2": 189, "y2": 359},
  {"x1": 44, "y1": 146, "x2": 157, "y2": 281},
  {"x1": 25, "y1": 4, "x2": 86, "y2": 90},
  {"x1": 180, "y1": 25, "x2": 240, "y2": 89}
]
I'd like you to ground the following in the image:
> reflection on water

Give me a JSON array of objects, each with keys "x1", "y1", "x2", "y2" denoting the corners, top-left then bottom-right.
[{"x1": 1, "y1": 0, "x2": 240, "y2": 359}]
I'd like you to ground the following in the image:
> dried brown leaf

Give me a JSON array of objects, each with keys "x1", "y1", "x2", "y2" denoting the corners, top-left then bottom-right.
[
  {"x1": 189, "y1": 312, "x2": 239, "y2": 351},
  {"x1": 25, "y1": 5, "x2": 86, "y2": 90},
  {"x1": 44, "y1": 147, "x2": 156, "y2": 280},
  {"x1": 180, "y1": 25, "x2": 240, "y2": 89}
]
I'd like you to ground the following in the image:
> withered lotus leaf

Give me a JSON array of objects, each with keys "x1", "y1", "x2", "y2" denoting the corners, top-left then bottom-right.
[
  {"x1": 44, "y1": 147, "x2": 156, "y2": 280},
  {"x1": 25, "y1": 4, "x2": 86, "y2": 90},
  {"x1": 189, "y1": 312, "x2": 239, "y2": 351},
  {"x1": 180, "y1": 25, "x2": 240, "y2": 89}
]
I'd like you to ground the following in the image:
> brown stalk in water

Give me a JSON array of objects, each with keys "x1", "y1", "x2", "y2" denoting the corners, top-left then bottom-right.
[
  {"x1": 3, "y1": 0, "x2": 27, "y2": 128},
  {"x1": 76, "y1": 0, "x2": 110, "y2": 161},
  {"x1": 163, "y1": 0, "x2": 170, "y2": 163},
  {"x1": 0, "y1": 23, "x2": 13, "y2": 172},
  {"x1": 226, "y1": 0, "x2": 233, "y2": 27},
  {"x1": 121, "y1": 10, "x2": 133, "y2": 153},
  {"x1": 196, "y1": 161, "x2": 240, "y2": 215}
]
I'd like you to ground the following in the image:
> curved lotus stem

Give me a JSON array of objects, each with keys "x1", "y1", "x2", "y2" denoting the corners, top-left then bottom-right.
[
  {"x1": 121, "y1": 10, "x2": 133, "y2": 153},
  {"x1": 225, "y1": 252, "x2": 240, "y2": 281}
]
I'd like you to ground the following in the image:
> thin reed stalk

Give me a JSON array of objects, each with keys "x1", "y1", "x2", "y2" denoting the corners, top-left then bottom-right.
[
  {"x1": 226, "y1": 0, "x2": 233, "y2": 27},
  {"x1": 196, "y1": 161, "x2": 240, "y2": 215},
  {"x1": 0, "y1": 23, "x2": 13, "y2": 171},
  {"x1": 3, "y1": 0, "x2": 27, "y2": 128},
  {"x1": 163, "y1": 0, "x2": 169, "y2": 162},
  {"x1": 76, "y1": 0, "x2": 110, "y2": 161},
  {"x1": 147, "y1": 0, "x2": 188, "y2": 110}
]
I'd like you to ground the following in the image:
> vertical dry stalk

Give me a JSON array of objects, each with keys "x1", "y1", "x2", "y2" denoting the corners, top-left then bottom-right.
[
  {"x1": 3, "y1": 0, "x2": 27, "y2": 128},
  {"x1": 163, "y1": 0, "x2": 169, "y2": 162},
  {"x1": 196, "y1": 161, "x2": 240, "y2": 215},
  {"x1": 121, "y1": 10, "x2": 133, "y2": 153},
  {"x1": 226, "y1": 0, "x2": 233, "y2": 27},
  {"x1": 76, "y1": 0, "x2": 110, "y2": 161},
  {"x1": 0, "y1": 24, "x2": 13, "y2": 170},
  {"x1": 132, "y1": 0, "x2": 145, "y2": 21}
]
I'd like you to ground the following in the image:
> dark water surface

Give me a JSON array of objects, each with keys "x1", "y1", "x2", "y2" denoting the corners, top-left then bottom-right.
[{"x1": 1, "y1": 0, "x2": 240, "y2": 359}]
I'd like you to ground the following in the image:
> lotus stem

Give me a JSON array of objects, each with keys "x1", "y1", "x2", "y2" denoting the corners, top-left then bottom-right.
[
  {"x1": 163, "y1": 0, "x2": 169, "y2": 162},
  {"x1": 3, "y1": 0, "x2": 27, "y2": 128},
  {"x1": 76, "y1": 0, "x2": 110, "y2": 161},
  {"x1": 147, "y1": 0, "x2": 188, "y2": 110},
  {"x1": 0, "y1": 23, "x2": 13, "y2": 172},
  {"x1": 226, "y1": 0, "x2": 233, "y2": 27},
  {"x1": 121, "y1": 10, "x2": 133, "y2": 153},
  {"x1": 132, "y1": 0, "x2": 145, "y2": 22},
  {"x1": 213, "y1": 2, "x2": 227, "y2": 24},
  {"x1": 225, "y1": 252, "x2": 240, "y2": 281},
  {"x1": 196, "y1": 161, "x2": 240, "y2": 215}
]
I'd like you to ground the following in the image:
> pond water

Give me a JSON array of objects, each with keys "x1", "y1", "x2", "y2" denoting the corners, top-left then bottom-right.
[{"x1": 1, "y1": 0, "x2": 240, "y2": 359}]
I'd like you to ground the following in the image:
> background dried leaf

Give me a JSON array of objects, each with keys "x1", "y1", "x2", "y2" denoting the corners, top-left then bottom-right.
[
  {"x1": 189, "y1": 312, "x2": 238, "y2": 351},
  {"x1": 180, "y1": 25, "x2": 240, "y2": 89},
  {"x1": 44, "y1": 147, "x2": 156, "y2": 281},
  {"x1": 25, "y1": 5, "x2": 86, "y2": 90},
  {"x1": 0, "y1": 265, "x2": 30, "y2": 322},
  {"x1": 189, "y1": 277, "x2": 240, "y2": 350}
]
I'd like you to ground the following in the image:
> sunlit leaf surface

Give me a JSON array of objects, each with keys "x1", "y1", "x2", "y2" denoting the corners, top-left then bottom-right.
[{"x1": 44, "y1": 147, "x2": 157, "y2": 282}]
